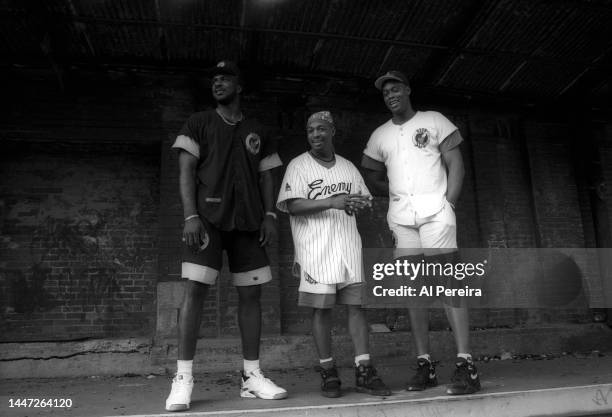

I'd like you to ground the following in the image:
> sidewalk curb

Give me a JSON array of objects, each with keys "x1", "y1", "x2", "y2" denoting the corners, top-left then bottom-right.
[{"x1": 104, "y1": 383, "x2": 612, "y2": 417}]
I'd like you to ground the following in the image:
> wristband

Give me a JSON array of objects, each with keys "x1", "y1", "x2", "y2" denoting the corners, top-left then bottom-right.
[
  {"x1": 265, "y1": 211, "x2": 278, "y2": 220},
  {"x1": 184, "y1": 214, "x2": 200, "y2": 222}
]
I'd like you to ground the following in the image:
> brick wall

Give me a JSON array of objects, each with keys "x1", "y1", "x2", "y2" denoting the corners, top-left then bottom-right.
[
  {"x1": 1, "y1": 69, "x2": 607, "y2": 341},
  {"x1": 523, "y1": 121, "x2": 591, "y2": 324},
  {"x1": 0, "y1": 140, "x2": 160, "y2": 341},
  {"x1": 602, "y1": 123, "x2": 612, "y2": 243}
]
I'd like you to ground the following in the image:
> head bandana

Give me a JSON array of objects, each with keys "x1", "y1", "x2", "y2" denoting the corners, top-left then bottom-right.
[{"x1": 307, "y1": 111, "x2": 335, "y2": 128}]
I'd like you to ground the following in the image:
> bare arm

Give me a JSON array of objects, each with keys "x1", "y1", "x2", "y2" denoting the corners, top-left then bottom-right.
[
  {"x1": 179, "y1": 151, "x2": 199, "y2": 217},
  {"x1": 259, "y1": 168, "x2": 279, "y2": 246},
  {"x1": 361, "y1": 154, "x2": 388, "y2": 196},
  {"x1": 178, "y1": 150, "x2": 206, "y2": 249},
  {"x1": 441, "y1": 146, "x2": 465, "y2": 206},
  {"x1": 260, "y1": 168, "x2": 277, "y2": 213}
]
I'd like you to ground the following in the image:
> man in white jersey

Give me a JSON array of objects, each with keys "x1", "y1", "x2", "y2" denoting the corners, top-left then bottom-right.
[
  {"x1": 277, "y1": 111, "x2": 391, "y2": 398},
  {"x1": 361, "y1": 71, "x2": 481, "y2": 395}
]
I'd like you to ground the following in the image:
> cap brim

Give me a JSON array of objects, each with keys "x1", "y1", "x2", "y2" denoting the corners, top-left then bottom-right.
[
  {"x1": 374, "y1": 75, "x2": 405, "y2": 90},
  {"x1": 207, "y1": 66, "x2": 239, "y2": 77}
]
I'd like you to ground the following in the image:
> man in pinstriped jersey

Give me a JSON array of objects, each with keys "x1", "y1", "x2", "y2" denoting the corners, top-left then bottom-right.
[{"x1": 277, "y1": 111, "x2": 391, "y2": 398}]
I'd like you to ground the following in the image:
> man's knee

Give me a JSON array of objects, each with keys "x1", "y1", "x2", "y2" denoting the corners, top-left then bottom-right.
[
  {"x1": 183, "y1": 280, "x2": 209, "y2": 302},
  {"x1": 346, "y1": 304, "x2": 363, "y2": 316},
  {"x1": 237, "y1": 285, "x2": 262, "y2": 304}
]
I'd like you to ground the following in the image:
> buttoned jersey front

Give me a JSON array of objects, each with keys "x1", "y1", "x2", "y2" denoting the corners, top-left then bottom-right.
[
  {"x1": 174, "y1": 110, "x2": 278, "y2": 231},
  {"x1": 364, "y1": 111, "x2": 460, "y2": 224},
  {"x1": 277, "y1": 153, "x2": 370, "y2": 285}
]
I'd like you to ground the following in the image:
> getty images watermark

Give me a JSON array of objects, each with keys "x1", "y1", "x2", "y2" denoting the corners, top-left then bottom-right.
[
  {"x1": 370, "y1": 258, "x2": 487, "y2": 298},
  {"x1": 362, "y1": 248, "x2": 612, "y2": 308}
]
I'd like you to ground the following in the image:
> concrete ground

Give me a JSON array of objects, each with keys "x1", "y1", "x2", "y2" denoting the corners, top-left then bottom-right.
[{"x1": 2, "y1": 352, "x2": 612, "y2": 417}]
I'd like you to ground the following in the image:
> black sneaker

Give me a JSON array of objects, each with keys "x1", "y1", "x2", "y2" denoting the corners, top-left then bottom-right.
[
  {"x1": 355, "y1": 363, "x2": 391, "y2": 396},
  {"x1": 315, "y1": 365, "x2": 342, "y2": 398},
  {"x1": 446, "y1": 357, "x2": 481, "y2": 395},
  {"x1": 406, "y1": 358, "x2": 438, "y2": 391}
]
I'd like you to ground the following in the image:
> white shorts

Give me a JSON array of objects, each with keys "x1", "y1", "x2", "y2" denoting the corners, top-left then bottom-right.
[{"x1": 390, "y1": 199, "x2": 457, "y2": 256}]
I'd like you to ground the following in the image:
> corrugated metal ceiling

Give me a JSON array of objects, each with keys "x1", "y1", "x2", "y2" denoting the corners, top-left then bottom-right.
[{"x1": 1, "y1": 0, "x2": 610, "y2": 103}]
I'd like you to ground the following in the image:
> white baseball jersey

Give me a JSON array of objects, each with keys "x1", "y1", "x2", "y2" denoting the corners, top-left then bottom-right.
[
  {"x1": 277, "y1": 152, "x2": 371, "y2": 286},
  {"x1": 364, "y1": 110, "x2": 460, "y2": 224}
]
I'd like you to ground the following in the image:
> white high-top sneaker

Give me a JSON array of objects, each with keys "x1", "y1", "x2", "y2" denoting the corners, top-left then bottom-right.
[
  {"x1": 165, "y1": 374, "x2": 194, "y2": 411},
  {"x1": 240, "y1": 369, "x2": 288, "y2": 400}
]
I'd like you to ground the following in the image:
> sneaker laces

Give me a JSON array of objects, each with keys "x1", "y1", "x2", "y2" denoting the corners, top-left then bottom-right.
[
  {"x1": 357, "y1": 364, "x2": 383, "y2": 385},
  {"x1": 410, "y1": 359, "x2": 439, "y2": 371},
  {"x1": 450, "y1": 361, "x2": 472, "y2": 383},
  {"x1": 172, "y1": 374, "x2": 193, "y2": 385},
  {"x1": 245, "y1": 369, "x2": 278, "y2": 389},
  {"x1": 314, "y1": 366, "x2": 341, "y2": 386}
]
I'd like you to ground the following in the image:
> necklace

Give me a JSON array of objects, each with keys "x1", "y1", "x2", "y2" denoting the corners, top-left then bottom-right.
[
  {"x1": 309, "y1": 150, "x2": 335, "y2": 163},
  {"x1": 216, "y1": 108, "x2": 243, "y2": 126}
]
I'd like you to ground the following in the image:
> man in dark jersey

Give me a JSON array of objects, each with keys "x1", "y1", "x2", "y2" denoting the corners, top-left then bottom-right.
[{"x1": 165, "y1": 61, "x2": 287, "y2": 412}]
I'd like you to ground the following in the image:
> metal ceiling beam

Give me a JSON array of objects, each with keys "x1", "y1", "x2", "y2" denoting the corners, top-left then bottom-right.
[
  {"x1": 497, "y1": 5, "x2": 579, "y2": 93},
  {"x1": 239, "y1": 0, "x2": 248, "y2": 59},
  {"x1": 2, "y1": 10, "x2": 612, "y2": 71},
  {"x1": 4, "y1": 58, "x2": 611, "y2": 111},
  {"x1": 66, "y1": 0, "x2": 96, "y2": 57},
  {"x1": 558, "y1": 42, "x2": 612, "y2": 97},
  {"x1": 308, "y1": 0, "x2": 338, "y2": 70},
  {"x1": 21, "y1": 0, "x2": 67, "y2": 91},
  {"x1": 433, "y1": 0, "x2": 501, "y2": 87},
  {"x1": 376, "y1": 0, "x2": 424, "y2": 75},
  {"x1": 154, "y1": 0, "x2": 169, "y2": 62}
]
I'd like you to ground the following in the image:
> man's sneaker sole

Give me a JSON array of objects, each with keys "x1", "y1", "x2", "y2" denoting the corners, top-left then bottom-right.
[
  {"x1": 355, "y1": 386, "x2": 391, "y2": 396},
  {"x1": 165, "y1": 403, "x2": 189, "y2": 412},
  {"x1": 406, "y1": 378, "x2": 438, "y2": 391},
  {"x1": 321, "y1": 389, "x2": 342, "y2": 398},
  {"x1": 446, "y1": 385, "x2": 481, "y2": 395},
  {"x1": 240, "y1": 389, "x2": 288, "y2": 400}
]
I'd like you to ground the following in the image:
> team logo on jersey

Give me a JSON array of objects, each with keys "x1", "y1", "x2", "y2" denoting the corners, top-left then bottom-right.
[
  {"x1": 413, "y1": 128, "x2": 431, "y2": 148},
  {"x1": 285, "y1": 183, "x2": 292, "y2": 192},
  {"x1": 245, "y1": 133, "x2": 261, "y2": 155},
  {"x1": 197, "y1": 231, "x2": 210, "y2": 252}
]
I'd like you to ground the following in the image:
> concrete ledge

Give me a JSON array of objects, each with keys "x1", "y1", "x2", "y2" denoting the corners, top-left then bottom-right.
[
  {"x1": 0, "y1": 338, "x2": 161, "y2": 379},
  {"x1": 105, "y1": 383, "x2": 612, "y2": 417},
  {"x1": 2, "y1": 324, "x2": 611, "y2": 379},
  {"x1": 153, "y1": 323, "x2": 612, "y2": 372}
]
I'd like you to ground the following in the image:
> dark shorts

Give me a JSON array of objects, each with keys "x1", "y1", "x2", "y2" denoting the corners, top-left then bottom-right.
[
  {"x1": 298, "y1": 283, "x2": 364, "y2": 309},
  {"x1": 181, "y1": 218, "x2": 271, "y2": 286}
]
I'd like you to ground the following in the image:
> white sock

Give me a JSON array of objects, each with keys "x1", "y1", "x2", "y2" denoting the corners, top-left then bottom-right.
[
  {"x1": 243, "y1": 359, "x2": 260, "y2": 374},
  {"x1": 354, "y1": 354, "x2": 370, "y2": 366},
  {"x1": 417, "y1": 354, "x2": 431, "y2": 362},
  {"x1": 457, "y1": 353, "x2": 472, "y2": 361},
  {"x1": 177, "y1": 360, "x2": 193, "y2": 376},
  {"x1": 319, "y1": 357, "x2": 334, "y2": 369}
]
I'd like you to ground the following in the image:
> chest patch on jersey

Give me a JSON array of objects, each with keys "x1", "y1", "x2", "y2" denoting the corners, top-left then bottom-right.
[
  {"x1": 245, "y1": 133, "x2": 261, "y2": 155},
  {"x1": 285, "y1": 183, "x2": 292, "y2": 192},
  {"x1": 413, "y1": 128, "x2": 431, "y2": 148}
]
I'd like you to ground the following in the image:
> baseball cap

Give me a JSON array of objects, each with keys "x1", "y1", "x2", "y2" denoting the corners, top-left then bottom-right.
[
  {"x1": 307, "y1": 111, "x2": 335, "y2": 128},
  {"x1": 374, "y1": 70, "x2": 409, "y2": 90},
  {"x1": 209, "y1": 60, "x2": 241, "y2": 78}
]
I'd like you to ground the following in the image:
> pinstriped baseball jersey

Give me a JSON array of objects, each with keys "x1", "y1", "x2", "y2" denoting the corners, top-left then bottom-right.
[{"x1": 277, "y1": 152, "x2": 371, "y2": 285}]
